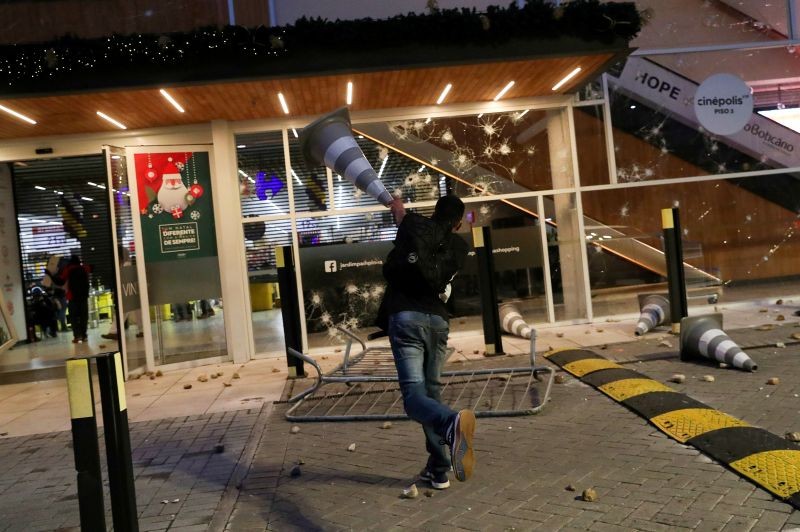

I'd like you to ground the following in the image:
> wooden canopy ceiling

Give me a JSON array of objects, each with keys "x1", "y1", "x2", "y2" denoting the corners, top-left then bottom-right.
[{"x1": 0, "y1": 52, "x2": 615, "y2": 140}]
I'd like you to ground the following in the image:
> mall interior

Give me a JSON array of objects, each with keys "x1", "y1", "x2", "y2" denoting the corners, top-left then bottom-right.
[{"x1": 0, "y1": 0, "x2": 798, "y2": 384}]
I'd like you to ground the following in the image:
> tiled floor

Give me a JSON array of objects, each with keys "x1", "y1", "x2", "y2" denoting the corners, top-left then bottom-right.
[{"x1": 0, "y1": 293, "x2": 798, "y2": 439}]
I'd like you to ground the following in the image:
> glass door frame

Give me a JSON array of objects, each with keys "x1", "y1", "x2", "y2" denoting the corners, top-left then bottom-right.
[{"x1": 125, "y1": 144, "x2": 230, "y2": 371}]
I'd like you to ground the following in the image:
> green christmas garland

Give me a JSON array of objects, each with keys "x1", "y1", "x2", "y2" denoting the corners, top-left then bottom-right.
[{"x1": 0, "y1": 0, "x2": 641, "y2": 94}]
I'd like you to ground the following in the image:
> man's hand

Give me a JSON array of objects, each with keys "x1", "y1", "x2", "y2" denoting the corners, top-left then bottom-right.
[{"x1": 389, "y1": 197, "x2": 406, "y2": 226}]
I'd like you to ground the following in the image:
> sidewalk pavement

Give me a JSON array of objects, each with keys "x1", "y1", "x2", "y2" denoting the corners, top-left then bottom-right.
[{"x1": 0, "y1": 300, "x2": 799, "y2": 530}]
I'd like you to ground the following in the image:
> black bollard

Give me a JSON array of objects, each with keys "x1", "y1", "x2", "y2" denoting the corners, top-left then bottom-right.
[
  {"x1": 96, "y1": 352, "x2": 139, "y2": 532},
  {"x1": 65, "y1": 358, "x2": 106, "y2": 532},
  {"x1": 661, "y1": 208, "x2": 688, "y2": 337},
  {"x1": 276, "y1": 245, "x2": 305, "y2": 378},
  {"x1": 473, "y1": 226, "x2": 504, "y2": 356}
]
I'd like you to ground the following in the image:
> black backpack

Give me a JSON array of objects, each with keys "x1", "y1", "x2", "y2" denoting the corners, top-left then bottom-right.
[{"x1": 383, "y1": 213, "x2": 453, "y2": 296}]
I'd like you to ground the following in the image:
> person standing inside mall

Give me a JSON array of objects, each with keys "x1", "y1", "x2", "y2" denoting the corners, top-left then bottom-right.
[
  {"x1": 381, "y1": 194, "x2": 474, "y2": 489},
  {"x1": 58, "y1": 255, "x2": 91, "y2": 343}
]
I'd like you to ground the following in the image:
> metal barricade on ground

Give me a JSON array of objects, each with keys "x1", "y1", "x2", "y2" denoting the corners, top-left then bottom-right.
[{"x1": 284, "y1": 327, "x2": 554, "y2": 422}]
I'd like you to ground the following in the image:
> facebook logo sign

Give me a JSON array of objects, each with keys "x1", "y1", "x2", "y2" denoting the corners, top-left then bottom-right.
[{"x1": 324, "y1": 260, "x2": 338, "y2": 273}]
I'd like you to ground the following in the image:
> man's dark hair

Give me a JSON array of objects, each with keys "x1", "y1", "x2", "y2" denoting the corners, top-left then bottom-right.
[{"x1": 432, "y1": 194, "x2": 464, "y2": 228}]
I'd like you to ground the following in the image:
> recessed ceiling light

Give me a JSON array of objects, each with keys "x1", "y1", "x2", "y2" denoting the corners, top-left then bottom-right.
[
  {"x1": 237, "y1": 144, "x2": 246, "y2": 149},
  {"x1": 97, "y1": 111, "x2": 127, "y2": 129},
  {"x1": 552, "y1": 67, "x2": 582, "y2": 91},
  {"x1": 436, "y1": 83, "x2": 453, "y2": 105},
  {"x1": 34, "y1": 185, "x2": 46, "y2": 191},
  {"x1": 277, "y1": 92, "x2": 290, "y2": 114},
  {"x1": 517, "y1": 109, "x2": 529, "y2": 119},
  {"x1": 346, "y1": 81, "x2": 353, "y2": 105},
  {"x1": 159, "y1": 89, "x2": 185, "y2": 113},
  {"x1": 292, "y1": 128, "x2": 298, "y2": 138},
  {"x1": 493, "y1": 81, "x2": 515, "y2": 101},
  {"x1": 0, "y1": 104, "x2": 36, "y2": 125}
]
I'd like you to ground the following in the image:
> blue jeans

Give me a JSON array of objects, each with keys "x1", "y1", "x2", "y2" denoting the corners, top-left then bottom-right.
[{"x1": 389, "y1": 311, "x2": 456, "y2": 474}]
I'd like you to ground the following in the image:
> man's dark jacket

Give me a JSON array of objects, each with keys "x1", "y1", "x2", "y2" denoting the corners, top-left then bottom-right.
[{"x1": 378, "y1": 212, "x2": 468, "y2": 326}]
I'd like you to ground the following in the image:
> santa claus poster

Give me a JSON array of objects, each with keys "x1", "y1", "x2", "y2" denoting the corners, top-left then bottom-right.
[{"x1": 134, "y1": 151, "x2": 218, "y2": 263}]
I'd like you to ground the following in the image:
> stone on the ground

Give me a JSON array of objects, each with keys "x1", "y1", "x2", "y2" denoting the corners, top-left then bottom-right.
[
  {"x1": 565, "y1": 484, "x2": 576, "y2": 492},
  {"x1": 211, "y1": 373, "x2": 218, "y2": 379},
  {"x1": 161, "y1": 500, "x2": 169, "y2": 504},
  {"x1": 155, "y1": 370, "x2": 163, "y2": 377},
  {"x1": 658, "y1": 340, "x2": 672, "y2": 348},
  {"x1": 380, "y1": 421, "x2": 392, "y2": 429},
  {"x1": 290, "y1": 426, "x2": 300, "y2": 434},
  {"x1": 785, "y1": 432, "x2": 800, "y2": 442},
  {"x1": 777, "y1": 314, "x2": 785, "y2": 321},
  {"x1": 776, "y1": 342, "x2": 786, "y2": 348},
  {"x1": 702, "y1": 375, "x2": 715, "y2": 382},
  {"x1": 473, "y1": 349, "x2": 479, "y2": 354},
  {"x1": 183, "y1": 384, "x2": 192, "y2": 390},
  {"x1": 290, "y1": 466, "x2": 301, "y2": 478},
  {"x1": 233, "y1": 372, "x2": 240, "y2": 379},
  {"x1": 767, "y1": 377, "x2": 780, "y2": 385},
  {"x1": 719, "y1": 363, "x2": 729, "y2": 369},
  {"x1": 217, "y1": 371, "x2": 224, "y2": 376},
  {"x1": 272, "y1": 367, "x2": 280, "y2": 373},
  {"x1": 759, "y1": 308, "x2": 768, "y2": 313},
  {"x1": 582, "y1": 488, "x2": 597, "y2": 502},
  {"x1": 757, "y1": 324, "x2": 775, "y2": 331},
  {"x1": 198, "y1": 374, "x2": 208, "y2": 382},
  {"x1": 401, "y1": 484, "x2": 418, "y2": 499},
  {"x1": 556, "y1": 332, "x2": 564, "y2": 338},
  {"x1": 424, "y1": 490, "x2": 433, "y2": 498},
  {"x1": 149, "y1": 375, "x2": 155, "y2": 380},
  {"x1": 554, "y1": 374, "x2": 568, "y2": 384},
  {"x1": 214, "y1": 444, "x2": 225, "y2": 453},
  {"x1": 223, "y1": 382, "x2": 232, "y2": 387},
  {"x1": 668, "y1": 374, "x2": 686, "y2": 384},
  {"x1": 776, "y1": 299, "x2": 784, "y2": 305},
  {"x1": 298, "y1": 458, "x2": 305, "y2": 465},
  {"x1": 347, "y1": 443, "x2": 356, "y2": 452},
  {"x1": 791, "y1": 333, "x2": 800, "y2": 340}
]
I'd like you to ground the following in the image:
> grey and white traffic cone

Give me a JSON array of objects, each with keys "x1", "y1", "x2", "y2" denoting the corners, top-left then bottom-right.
[
  {"x1": 499, "y1": 303, "x2": 533, "y2": 339},
  {"x1": 635, "y1": 293, "x2": 670, "y2": 336},
  {"x1": 299, "y1": 107, "x2": 394, "y2": 206},
  {"x1": 680, "y1": 313, "x2": 757, "y2": 372}
]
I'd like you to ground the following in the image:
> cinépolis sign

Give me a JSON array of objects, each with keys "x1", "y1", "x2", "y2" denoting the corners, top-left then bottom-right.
[{"x1": 693, "y1": 73, "x2": 753, "y2": 136}]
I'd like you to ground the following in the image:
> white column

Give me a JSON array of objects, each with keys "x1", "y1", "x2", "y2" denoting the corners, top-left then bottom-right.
[
  {"x1": 210, "y1": 120, "x2": 253, "y2": 364},
  {"x1": 546, "y1": 109, "x2": 587, "y2": 320}
]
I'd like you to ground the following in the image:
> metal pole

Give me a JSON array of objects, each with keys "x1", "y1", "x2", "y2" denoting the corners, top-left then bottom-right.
[
  {"x1": 276, "y1": 245, "x2": 304, "y2": 377},
  {"x1": 96, "y1": 352, "x2": 139, "y2": 532},
  {"x1": 661, "y1": 208, "x2": 688, "y2": 338},
  {"x1": 66, "y1": 358, "x2": 106, "y2": 532},
  {"x1": 473, "y1": 226, "x2": 503, "y2": 356}
]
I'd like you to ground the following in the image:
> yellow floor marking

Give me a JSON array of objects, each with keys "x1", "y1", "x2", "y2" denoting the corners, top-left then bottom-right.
[
  {"x1": 731, "y1": 450, "x2": 800, "y2": 498},
  {"x1": 650, "y1": 408, "x2": 749, "y2": 443},
  {"x1": 599, "y1": 378, "x2": 673, "y2": 402},
  {"x1": 563, "y1": 358, "x2": 622, "y2": 377}
]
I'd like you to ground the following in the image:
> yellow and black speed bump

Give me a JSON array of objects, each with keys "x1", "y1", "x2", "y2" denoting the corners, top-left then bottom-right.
[{"x1": 546, "y1": 348, "x2": 800, "y2": 509}]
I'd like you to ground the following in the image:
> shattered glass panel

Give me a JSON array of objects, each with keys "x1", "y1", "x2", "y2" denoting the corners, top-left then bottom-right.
[
  {"x1": 607, "y1": 50, "x2": 800, "y2": 183},
  {"x1": 582, "y1": 176, "x2": 800, "y2": 318},
  {"x1": 574, "y1": 104, "x2": 611, "y2": 186},
  {"x1": 357, "y1": 108, "x2": 554, "y2": 199}
]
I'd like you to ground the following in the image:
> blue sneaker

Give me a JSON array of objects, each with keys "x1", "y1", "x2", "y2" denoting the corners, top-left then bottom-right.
[
  {"x1": 447, "y1": 409, "x2": 476, "y2": 482},
  {"x1": 419, "y1": 469, "x2": 450, "y2": 489}
]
